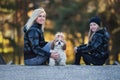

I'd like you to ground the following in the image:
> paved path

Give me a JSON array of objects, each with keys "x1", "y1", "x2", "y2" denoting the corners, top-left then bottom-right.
[{"x1": 0, "y1": 65, "x2": 120, "y2": 80}]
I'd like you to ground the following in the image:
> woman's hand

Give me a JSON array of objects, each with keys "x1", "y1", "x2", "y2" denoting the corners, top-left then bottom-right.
[{"x1": 50, "y1": 52, "x2": 60, "y2": 60}]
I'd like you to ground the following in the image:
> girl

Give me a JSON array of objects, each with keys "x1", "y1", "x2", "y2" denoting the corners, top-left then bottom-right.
[{"x1": 74, "y1": 16, "x2": 110, "y2": 65}]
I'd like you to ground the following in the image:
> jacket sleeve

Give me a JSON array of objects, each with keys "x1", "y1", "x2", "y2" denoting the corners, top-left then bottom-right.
[
  {"x1": 77, "y1": 33, "x2": 103, "y2": 53},
  {"x1": 27, "y1": 29, "x2": 51, "y2": 57}
]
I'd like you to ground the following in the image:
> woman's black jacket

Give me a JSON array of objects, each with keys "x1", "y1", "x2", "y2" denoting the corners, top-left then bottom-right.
[
  {"x1": 23, "y1": 23, "x2": 50, "y2": 60},
  {"x1": 77, "y1": 28, "x2": 110, "y2": 59}
]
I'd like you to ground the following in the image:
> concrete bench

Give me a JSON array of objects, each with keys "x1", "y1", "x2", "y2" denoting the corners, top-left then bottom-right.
[{"x1": 0, "y1": 65, "x2": 120, "y2": 80}]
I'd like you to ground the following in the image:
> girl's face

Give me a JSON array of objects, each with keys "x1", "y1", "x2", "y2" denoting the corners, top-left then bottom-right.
[
  {"x1": 36, "y1": 12, "x2": 46, "y2": 25},
  {"x1": 90, "y1": 22, "x2": 99, "y2": 32}
]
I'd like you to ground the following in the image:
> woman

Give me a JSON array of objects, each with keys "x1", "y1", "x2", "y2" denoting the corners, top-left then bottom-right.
[
  {"x1": 23, "y1": 8, "x2": 59, "y2": 65},
  {"x1": 74, "y1": 16, "x2": 110, "y2": 65}
]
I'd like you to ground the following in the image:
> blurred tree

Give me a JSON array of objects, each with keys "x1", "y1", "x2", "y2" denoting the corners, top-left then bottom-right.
[
  {"x1": 0, "y1": 0, "x2": 30, "y2": 64},
  {"x1": 99, "y1": 0, "x2": 120, "y2": 63},
  {"x1": 0, "y1": 0, "x2": 16, "y2": 64},
  {"x1": 0, "y1": 0, "x2": 120, "y2": 64},
  {"x1": 13, "y1": 0, "x2": 30, "y2": 64},
  {"x1": 45, "y1": 0, "x2": 120, "y2": 64},
  {"x1": 46, "y1": 0, "x2": 91, "y2": 46}
]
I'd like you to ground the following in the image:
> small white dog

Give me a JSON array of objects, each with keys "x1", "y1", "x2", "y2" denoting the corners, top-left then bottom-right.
[{"x1": 49, "y1": 32, "x2": 67, "y2": 66}]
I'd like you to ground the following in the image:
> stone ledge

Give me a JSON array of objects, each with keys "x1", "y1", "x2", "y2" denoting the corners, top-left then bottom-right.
[{"x1": 0, "y1": 65, "x2": 120, "y2": 80}]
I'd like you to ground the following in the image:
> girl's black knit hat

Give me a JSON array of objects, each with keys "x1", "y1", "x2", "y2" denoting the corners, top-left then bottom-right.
[{"x1": 89, "y1": 16, "x2": 101, "y2": 26}]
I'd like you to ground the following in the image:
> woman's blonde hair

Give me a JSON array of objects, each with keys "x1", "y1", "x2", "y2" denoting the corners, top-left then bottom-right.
[{"x1": 25, "y1": 7, "x2": 46, "y2": 32}]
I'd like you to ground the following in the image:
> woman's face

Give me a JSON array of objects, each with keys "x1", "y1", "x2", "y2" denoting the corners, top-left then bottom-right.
[
  {"x1": 90, "y1": 22, "x2": 99, "y2": 32},
  {"x1": 36, "y1": 12, "x2": 46, "y2": 25}
]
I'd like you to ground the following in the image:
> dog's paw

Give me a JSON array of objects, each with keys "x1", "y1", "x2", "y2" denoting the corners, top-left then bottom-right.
[
  {"x1": 59, "y1": 62, "x2": 66, "y2": 66},
  {"x1": 49, "y1": 58, "x2": 55, "y2": 66},
  {"x1": 49, "y1": 62, "x2": 55, "y2": 66}
]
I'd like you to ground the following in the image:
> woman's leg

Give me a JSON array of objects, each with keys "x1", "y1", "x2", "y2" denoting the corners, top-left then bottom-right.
[
  {"x1": 24, "y1": 42, "x2": 52, "y2": 65},
  {"x1": 42, "y1": 42, "x2": 51, "y2": 53},
  {"x1": 24, "y1": 55, "x2": 49, "y2": 65},
  {"x1": 41, "y1": 42, "x2": 52, "y2": 64}
]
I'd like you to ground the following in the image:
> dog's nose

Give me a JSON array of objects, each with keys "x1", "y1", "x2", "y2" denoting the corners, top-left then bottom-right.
[{"x1": 58, "y1": 42, "x2": 61, "y2": 45}]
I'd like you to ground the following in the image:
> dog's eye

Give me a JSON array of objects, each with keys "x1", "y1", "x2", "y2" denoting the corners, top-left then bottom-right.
[
  {"x1": 60, "y1": 40, "x2": 63, "y2": 42},
  {"x1": 55, "y1": 40, "x2": 59, "y2": 42}
]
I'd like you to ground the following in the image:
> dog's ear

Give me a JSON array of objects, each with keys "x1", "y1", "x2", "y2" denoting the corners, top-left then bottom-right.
[
  {"x1": 51, "y1": 41, "x2": 54, "y2": 50},
  {"x1": 62, "y1": 43, "x2": 66, "y2": 50}
]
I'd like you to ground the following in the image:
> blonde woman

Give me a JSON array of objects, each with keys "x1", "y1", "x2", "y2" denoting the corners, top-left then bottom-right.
[
  {"x1": 74, "y1": 16, "x2": 110, "y2": 65},
  {"x1": 23, "y1": 8, "x2": 59, "y2": 65}
]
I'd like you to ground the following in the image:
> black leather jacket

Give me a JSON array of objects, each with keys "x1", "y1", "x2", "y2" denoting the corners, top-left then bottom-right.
[
  {"x1": 77, "y1": 28, "x2": 110, "y2": 59},
  {"x1": 23, "y1": 23, "x2": 50, "y2": 60}
]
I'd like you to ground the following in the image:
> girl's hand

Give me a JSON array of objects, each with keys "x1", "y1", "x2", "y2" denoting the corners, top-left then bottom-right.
[{"x1": 74, "y1": 47, "x2": 78, "y2": 53}]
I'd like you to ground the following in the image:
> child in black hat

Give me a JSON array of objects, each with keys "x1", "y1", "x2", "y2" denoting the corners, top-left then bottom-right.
[{"x1": 74, "y1": 16, "x2": 110, "y2": 65}]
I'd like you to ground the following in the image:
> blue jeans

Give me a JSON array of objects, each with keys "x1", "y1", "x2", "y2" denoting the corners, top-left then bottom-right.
[{"x1": 24, "y1": 42, "x2": 51, "y2": 65}]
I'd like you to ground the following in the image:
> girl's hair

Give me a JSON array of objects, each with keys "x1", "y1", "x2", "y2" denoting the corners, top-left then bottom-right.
[
  {"x1": 88, "y1": 25, "x2": 101, "y2": 42},
  {"x1": 88, "y1": 29, "x2": 95, "y2": 42},
  {"x1": 25, "y1": 7, "x2": 46, "y2": 32}
]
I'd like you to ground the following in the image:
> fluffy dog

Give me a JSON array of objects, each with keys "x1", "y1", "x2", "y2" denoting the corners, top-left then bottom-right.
[{"x1": 49, "y1": 32, "x2": 67, "y2": 66}]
